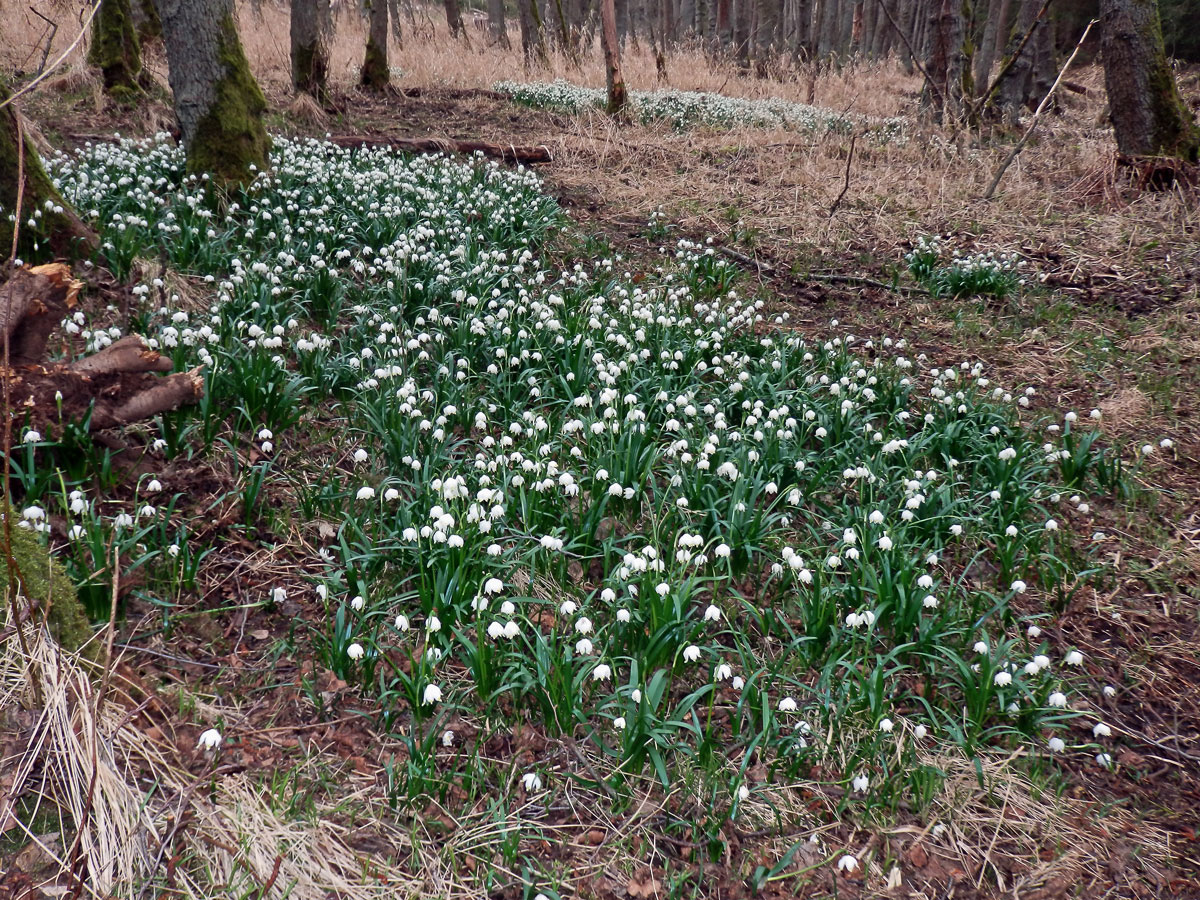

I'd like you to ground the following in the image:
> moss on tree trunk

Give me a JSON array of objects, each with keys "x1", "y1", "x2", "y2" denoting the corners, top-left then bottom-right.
[
  {"x1": 0, "y1": 82, "x2": 96, "y2": 260},
  {"x1": 3, "y1": 509, "x2": 92, "y2": 653},
  {"x1": 89, "y1": 0, "x2": 143, "y2": 100},
  {"x1": 1100, "y1": 0, "x2": 1200, "y2": 162},
  {"x1": 360, "y1": 0, "x2": 391, "y2": 90},
  {"x1": 137, "y1": 0, "x2": 162, "y2": 42},
  {"x1": 187, "y1": 14, "x2": 271, "y2": 186}
]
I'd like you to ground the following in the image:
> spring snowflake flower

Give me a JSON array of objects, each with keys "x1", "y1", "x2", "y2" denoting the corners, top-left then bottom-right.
[
  {"x1": 851, "y1": 774, "x2": 869, "y2": 793},
  {"x1": 1048, "y1": 692, "x2": 1068, "y2": 708},
  {"x1": 879, "y1": 718, "x2": 894, "y2": 733},
  {"x1": 974, "y1": 641, "x2": 989, "y2": 654},
  {"x1": 484, "y1": 577, "x2": 504, "y2": 595},
  {"x1": 347, "y1": 643, "x2": 365, "y2": 660},
  {"x1": 682, "y1": 645, "x2": 701, "y2": 663},
  {"x1": 1011, "y1": 580, "x2": 1027, "y2": 594},
  {"x1": 738, "y1": 784, "x2": 750, "y2": 801},
  {"x1": 145, "y1": 479, "x2": 162, "y2": 493},
  {"x1": 923, "y1": 595, "x2": 938, "y2": 608},
  {"x1": 869, "y1": 510, "x2": 884, "y2": 525},
  {"x1": 198, "y1": 728, "x2": 223, "y2": 750},
  {"x1": 394, "y1": 614, "x2": 409, "y2": 632},
  {"x1": 704, "y1": 605, "x2": 721, "y2": 622},
  {"x1": 613, "y1": 716, "x2": 626, "y2": 730},
  {"x1": 351, "y1": 595, "x2": 365, "y2": 611},
  {"x1": 356, "y1": 486, "x2": 376, "y2": 501},
  {"x1": 575, "y1": 638, "x2": 594, "y2": 655},
  {"x1": 487, "y1": 621, "x2": 505, "y2": 640},
  {"x1": 592, "y1": 663, "x2": 612, "y2": 681},
  {"x1": 575, "y1": 616, "x2": 593, "y2": 634},
  {"x1": 1048, "y1": 737, "x2": 1065, "y2": 752},
  {"x1": 877, "y1": 535, "x2": 893, "y2": 551},
  {"x1": 271, "y1": 587, "x2": 287, "y2": 605},
  {"x1": 442, "y1": 730, "x2": 455, "y2": 747},
  {"x1": 837, "y1": 855, "x2": 858, "y2": 873},
  {"x1": 23, "y1": 430, "x2": 41, "y2": 443},
  {"x1": 778, "y1": 697, "x2": 797, "y2": 712},
  {"x1": 994, "y1": 671, "x2": 1012, "y2": 687},
  {"x1": 715, "y1": 543, "x2": 731, "y2": 558},
  {"x1": 1096, "y1": 752, "x2": 1113, "y2": 769},
  {"x1": 521, "y1": 772, "x2": 543, "y2": 791},
  {"x1": 1065, "y1": 650, "x2": 1084, "y2": 666},
  {"x1": 1093, "y1": 722, "x2": 1112, "y2": 738},
  {"x1": 616, "y1": 608, "x2": 631, "y2": 623},
  {"x1": 1103, "y1": 685, "x2": 1117, "y2": 698},
  {"x1": 422, "y1": 684, "x2": 443, "y2": 705},
  {"x1": 715, "y1": 663, "x2": 732, "y2": 681},
  {"x1": 427, "y1": 615, "x2": 442, "y2": 633},
  {"x1": 914, "y1": 724, "x2": 928, "y2": 740}
]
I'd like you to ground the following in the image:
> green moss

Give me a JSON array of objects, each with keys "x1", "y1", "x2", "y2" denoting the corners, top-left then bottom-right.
[
  {"x1": 360, "y1": 37, "x2": 390, "y2": 90},
  {"x1": 137, "y1": 0, "x2": 162, "y2": 42},
  {"x1": 88, "y1": 0, "x2": 142, "y2": 96},
  {"x1": 1146, "y1": 54, "x2": 1200, "y2": 162},
  {"x1": 188, "y1": 13, "x2": 271, "y2": 188},
  {"x1": 2, "y1": 510, "x2": 92, "y2": 653}
]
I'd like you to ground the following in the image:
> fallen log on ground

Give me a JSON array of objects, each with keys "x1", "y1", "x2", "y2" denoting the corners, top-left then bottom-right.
[
  {"x1": 326, "y1": 135, "x2": 553, "y2": 164},
  {"x1": 1, "y1": 263, "x2": 204, "y2": 434}
]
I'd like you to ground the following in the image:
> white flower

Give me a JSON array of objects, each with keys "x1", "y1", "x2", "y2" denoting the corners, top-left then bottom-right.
[
  {"x1": 427, "y1": 615, "x2": 442, "y2": 633},
  {"x1": 877, "y1": 535, "x2": 893, "y2": 551},
  {"x1": 778, "y1": 696, "x2": 797, "y2": 712},
  {"x1": 613, "y1": 716, "x2": 626, "y2": 730},
  {"x1": 442, "y1": 730, "x2": 455, "y2": 747},
  {"x1": 973, "y1": 641, "x2": 989, "y2": 654},
  {"x1": 356, "y1": 486, "x2": 376, "y2": 501},
  {"x1": 703, "y1": 604, "x2": 721, "y2": 622},
  {"x1": 394, "y1": 614, "x2": 410, "y2": 632},
  {"x1": 923, "y1": 595, "x2": 938, "y2": 608},
  {"x1": 1011, "y1": 580, "x2": 1027, "y2": 594},
  {"x1": 1096, "y1": 752, "x2": 1113, "y2": 769},
  {"x1": 576, "y1": 616, "x2": 593, "y2": 634},
  {"x1": 682, "y1": 645, "x2": 701, "y2": 663},
  {"x1": 913, "y1": 724, "x2": 928, "y2": 740},
  {"x1": 1048, "y1": 692, "x2": 1067, "y2": 708},
  {"x1": 521, "y1": 772, "x2": 543, "y2": 791},
  {"x1": 145, "y1": 479, "x2": 162, "y2": 493},
  {"x1": 994, "y1": 671, "x2": 1012, "y2": 687},
  {"x1": 1093, "y1": 722, "x2": 1112, "y2": 738},
  {"x1": 879, "y1": 718, "x2": 894, "y2": 733},
  {"x1": 422, "y1": 684, "x2": 443, "y2": 705},
  {"x1": 198, "y1": 728, "x2": 223, "y2": 750},
  {"x1": 737, "y1": 784, "x2": 750, "y2": 801},
  {"x1": 1045, "y1": 519, "x2": 1058, "y2": 531},
  {"x1": 616, "y1": 608, "x2": 631, "y2": 623},
  {"x1": 575, "y1": 638, "x2": 594, "y2": 655},
  {"x1": 1065, "y1": 650, "x2": 1084, "y2": 666},
  {"x1": 1103, "y1": 685, "x2": 1116, "y2": 698},
  {"x1": 592, "y1": 663, "x2": 612, "y2": 681},
  {"x1": 23, "y1": 430, "x2": 41, "y2": 443},
  {"x1": 714, "y1": 543, "x2": 731, "y2": 558},
  {"x1": 869, "y1": 510, "x2": 884, "y2": 525},
  {"x1": 484, "y1": 577, "x2": 504, "y2": 595},
  {"x1": 1048, "y1": 737, "x2": 1066, "y2": 752},
  {"x1": 347, "y1": 642, "x2": 365, "y2": 660},
  {"x1": 351, "y1": 595, "x2": 365, "y2": 611},
  {"x1": 715, "y1": 663, "x2": 732, "y2": 681},
  {"x1": 852, "y1": 774, "x2": 869, "y2": 793},
  {"x1": 353, "y1": 448, "x2": 369, "y2": 463},
  {"x1": 837, "y1": 855, "x2": 858, "y2": 873}
]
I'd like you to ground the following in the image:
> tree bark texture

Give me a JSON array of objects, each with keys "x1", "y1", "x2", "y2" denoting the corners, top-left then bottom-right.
[
  {"x1": 1099, "y1": 0, "x2": 1200, "y2": 160},
  {"x1": 994, "y1": 0, "x2": 1040, "y2": 122},
  {"x1": 488, "y1": 0, "x2": 510, "y2": 46},
  {"x1": 158, "y1": 0, "x2": 271, "y2": 186},
  {"x1": 361, "y1": 0, "x2": 391, "y2": 89},
  {"x1": 89, "y1": 0, "x2": 143, "y2": 98},
  {"x1": 600, "y1": 0, "x2": 630, "y2": 115},
  {"x1": 444, "y1": 0, "x2": 466, "y2": 39},
  {"x1": 291, "y1": 0, "x2": 332, "y2": 99}
]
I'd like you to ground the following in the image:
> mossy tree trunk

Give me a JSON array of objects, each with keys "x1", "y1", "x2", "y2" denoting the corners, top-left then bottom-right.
[
  {"x1": 3, "y1": 507, "x2": 92, "y2": 653},
  {"x1": 360, "y1": 0, "x2": 390, "y2": 90},
  {"x1": 1099, "y1": 0, "x2": 1200, "y2": 161},
  {"x1": 291, "y1": 0, "x2": 332, "y2": 100},
  {"x1": 88, "y1": 0, "x2": 143, "y2": 100},
  {"x1": 157, "y1": 0, "x2": 271, "y2": 187},
  {"x1": 0, "y1": 83, "x2": 96, "y2": 261},
  {"x1": 136, "y1": 0, "x2": 163, "y2": 42},
  {"x1": 600, "y1": 0, "x2": 629, "y2": 116}
]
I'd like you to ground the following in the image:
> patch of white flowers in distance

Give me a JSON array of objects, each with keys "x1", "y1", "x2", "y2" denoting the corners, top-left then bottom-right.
[
  {"x1": 42, "y1": 133, "x2": 1154, "y2": 831},
  {"x1": 494, "y1": 80, "x2": 906, "y2": 143}
]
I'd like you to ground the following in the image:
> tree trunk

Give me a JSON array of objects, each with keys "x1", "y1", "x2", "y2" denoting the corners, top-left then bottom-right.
[
  {"x1": 974, "y1": 0, "x2": 1010, "y2": 88},
  {"x1": 361, "y1": 0, "x2": 391, "y2": 89},
  {"x1": 1100, "y1": 0, "x2": 1199, "y2": 161},
  {"x1": 291, "y1": 0, "x2": 332, "y2": 100},
  {"x1": 444, "y1": 0, "x2": 466, "y2": 39},
  {"x1": 922, "y1": 0, "x2": 966, "y2": 122},
  {"x1": 488, "y1": 0, "x2": 510, "y2": 46},
  {"x1": 135, "y1": 0, "x2": 162, "y2": 42},
  {"x1": 994, "y1": 0, "x2": 1039, "y2": 123},
  {"x1": 734, "y1": 0, "x2": 754, "y2": 64},
  {"x1": 89, "y1": 0, "x2": 143, "y2": 99},
  {"x1": 0, "y1": 87, "x2": 96, "y2": 261},
  {"x1": 600, "y1": 0, "x2": 630, "y2": 115},
  {"x1": 158, "y1": 0, "x2": 271, "y2": 186},
  {"x1": 755, "y1": 0, "x2": 780, "y2": 73}
]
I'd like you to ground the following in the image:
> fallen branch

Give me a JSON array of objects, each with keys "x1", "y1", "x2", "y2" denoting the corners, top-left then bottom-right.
[
  {"x1": 827, "y1": 131, "x2": 858, "y2": 219},
  {"x1": 714, "y1": 246, "x2": 931, "y2": 296},
  {"x1": 327, "y1": 135, "x2": 553, "y2": 164}
]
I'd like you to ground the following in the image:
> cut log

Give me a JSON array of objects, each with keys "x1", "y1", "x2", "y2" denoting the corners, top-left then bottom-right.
[
  {"x1": 1, "y1": 263, "x2": 83, "y2": 365},
  {"x1": 327, "y1": 135, "x2": 553, "y2": 164},
  {"x1": 1, "y1": 265, "x2": 204, "y2": 433}
]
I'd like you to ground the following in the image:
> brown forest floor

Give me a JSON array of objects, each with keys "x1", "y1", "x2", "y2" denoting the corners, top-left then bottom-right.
[{"x1": 7, "y1": 65, "x2": 1200, "y2": 899}]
